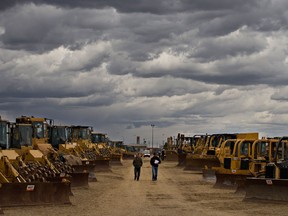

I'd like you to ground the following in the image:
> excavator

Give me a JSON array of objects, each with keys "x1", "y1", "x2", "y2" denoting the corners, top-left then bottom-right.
[
  {"x1": 244, "y1": 136, "x2": 288, "y2": 201},
  {"x1": 0, "y1": 116, "x2": 71, "y2": 207}
]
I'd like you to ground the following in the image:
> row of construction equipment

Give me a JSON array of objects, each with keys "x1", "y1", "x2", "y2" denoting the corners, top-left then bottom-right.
[
  {"x1": 0, "y1": 115, "x2": 132, "y2": 211},
  {"x1": 163, "y1": 132, "x2": 288, "y2": 202}
]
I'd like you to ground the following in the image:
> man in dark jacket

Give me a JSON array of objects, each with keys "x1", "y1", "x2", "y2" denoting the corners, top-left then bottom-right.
[
  {"x1": 133, "y1": 153, "x2": 143, "y2": 181},
  {"x1": 150, "y1": 152, "x2": 161, "y2": 181}
]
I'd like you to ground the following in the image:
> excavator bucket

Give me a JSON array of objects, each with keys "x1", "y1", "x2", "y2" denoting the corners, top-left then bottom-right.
[
  {"x1": 244, "y1": 177, "x2": 288, "y2": 202},
  {"x1": 0, "y1": 182, "x2": 71, "y2": 207}
]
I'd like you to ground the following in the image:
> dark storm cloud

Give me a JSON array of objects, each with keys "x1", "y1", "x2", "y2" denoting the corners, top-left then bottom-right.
[{"x1": 1, "y1": 0, "x2": 288, "y2": 143}]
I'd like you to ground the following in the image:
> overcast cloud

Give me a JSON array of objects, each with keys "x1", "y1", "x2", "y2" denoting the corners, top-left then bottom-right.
[{"x1": 1, "y1": 0, "x2": 288, "y2": 146}]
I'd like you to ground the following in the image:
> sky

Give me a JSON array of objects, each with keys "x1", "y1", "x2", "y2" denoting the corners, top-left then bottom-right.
[{"x1": 1, "y1": 0, "x2": 288, "y2": 147}]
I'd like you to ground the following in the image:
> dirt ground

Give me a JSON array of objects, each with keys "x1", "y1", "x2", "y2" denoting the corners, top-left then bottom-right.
[{"x1": 3, "y1": 158, "x2": 288, "y2": 216}]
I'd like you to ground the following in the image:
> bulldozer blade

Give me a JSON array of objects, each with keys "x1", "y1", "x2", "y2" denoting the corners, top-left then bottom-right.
[
  {"x1": 110, "y1": 155, "x2": 123, "y2": 166},
  {"x1": 0, "y1": 182, "x2": 71, "y2": 207},
  {"x1": 92, "y1": 159, "x2": 111, "y2": 172},
  {"x1": 214, "y1": 173, "x2": 246, "y2": 190},
  {"x1": 177, "y1": 153, "x2": 186, "y2": 167},
  {"x1": 68, "y1": 172, "x2": 89, "y2": 187},
  {"x1": 244, "y1": 177, "x2": 288, "y2": 202},
  {"x1": 110, "y1": 160, "x2": 123, "y2": 166},
  {"x1": 165, "y1": 150, "x2": 178, "y2": 161},
  {"x1": 202, "y1": 168, "x2": 216, "y2": 179},
  {"x1": 185, "y1": 156, "x2": 220, "y2": 171},
  {"x1": 72, "y1": 164, "x2": 97, "y2": 182}
]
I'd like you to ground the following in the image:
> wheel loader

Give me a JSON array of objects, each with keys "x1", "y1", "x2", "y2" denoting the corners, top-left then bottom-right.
[
  {"x1": 164, "y1": 136, "x2": 178, "y2": 161},
  {"x1": 46, "y1": 124, "x2": 97, "y2": 182},
  {"x1": 59, "y1": 125, "x2": 111, "y2": 172},
  {"x1": 213, "y1": 138, "x2": 279, "y2": 191},
  {"x1": 175, "y1": 133, "x2": 194, "y2": 167},
  {"x1": 0, "y1": 117, "x2": 71, "y2": 207},
  {"x1": 11, "y1": 116, "x2": 90, "y2": 186},
  {"x1": 91, "y1": 133, "x2": 123, "y2": 166},
  {"x1": 244, "y1": 137, "x2": 288, "y2": 201}
]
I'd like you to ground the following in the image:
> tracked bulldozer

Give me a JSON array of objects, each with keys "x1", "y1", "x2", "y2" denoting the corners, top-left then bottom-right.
[
  {"x1": 244, "y1": 137, "x2": 288, "y2": 201},
  {"x1": 212, "y1": 137, "x2": 278, "y2": 189},
  {"x1": 0, "y1": 117, "x2": 71, "y2": 207},
  {"x1": 185, "y1": 133, "x2": 259, "y2": 172}
]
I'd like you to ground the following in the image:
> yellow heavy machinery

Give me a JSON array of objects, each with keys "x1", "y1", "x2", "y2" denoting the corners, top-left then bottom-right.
[
  {"x1": 108, "y1": 140, "x2": 124, "y2": 165},
  {"x1": 164, "y1": 136, "x2": 178, "y2": 161},
  {"x1": 185, "y1": 133, "x2": 259, "y2": 171},
  {"x1": 175, "y1": 134, "x2": 193, "y2": 166},
  {"x1": 213, "y1": 138, "x2": 279, "y2": 189},
  {"x1": 0, "y1": 117, "x2": 71, "y2": 207},
  {"x1": 185, "y1": 133, "x2": 225, "y2": 171},
  {"x1": 244, "y1": 137, "x2": 288, "y2": 201},
  {"x1": 11, "y1": 116, "x2": 90, "y2": 186},
  {"x1": 60, "y1": 125, "x2": 111, "y2": 172},
  {"x1": 91, "y1": 132, "x2": 123, "y2": 166}
]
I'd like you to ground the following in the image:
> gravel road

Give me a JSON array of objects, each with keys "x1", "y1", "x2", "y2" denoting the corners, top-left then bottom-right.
[{"x1": 3, "y1": 158, "x2": 288, "y2": 216}]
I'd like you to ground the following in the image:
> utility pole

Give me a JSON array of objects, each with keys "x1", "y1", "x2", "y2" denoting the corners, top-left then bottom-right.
[{"x1": 151, "y1": 124, "x2": 155, "y2": 152}]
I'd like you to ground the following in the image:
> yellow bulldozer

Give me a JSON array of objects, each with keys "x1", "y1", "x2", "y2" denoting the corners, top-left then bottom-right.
[
  {"x1": 0, "y1": 116, "x2": 71, "y2": 207},
  {"x1": 212, "y1": 137, "x2": 279, "y2": 190},
  {"x1": 185, "y1": 133, "x2": 259, "y2": 172},
  {"x1": 244, "y1": 136, "x2": 288, "y2": 201}
]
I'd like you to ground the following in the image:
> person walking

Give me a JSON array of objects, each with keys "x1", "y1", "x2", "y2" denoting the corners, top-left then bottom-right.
[
  {"x1": 133, "y1": 153, "x2": 143, "y2": 181},
  {"x1": 150, "y1": 152, "x2": 161, "y2": 181}
]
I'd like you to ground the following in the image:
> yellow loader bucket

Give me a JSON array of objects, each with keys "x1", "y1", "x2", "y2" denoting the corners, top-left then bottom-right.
[
  {"x1": 165, "y1": 150, "x2": 178, "y2": 161},
  {"x1": 0, "y1": 182, "x2": 71, "y2": 207},
  {"x1": 109, "y1": 154, "x2": 123, "y2": 166},
  {"x1": 244, "y1": 177, "x2": 288, "y2": 202},
  {"x1": 91, "y1": 159, "x2": 111, "y2": 172},
  {"x1": 177, "y1": 153, "x2": 186, "y2": 166},
  {"x1": 69, "y1": 172, "x2": 89, "y2": 187},
  {"x1": 72, "y1": 164, "x2": 97, "y2": 182}
]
